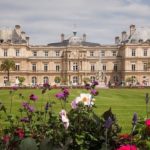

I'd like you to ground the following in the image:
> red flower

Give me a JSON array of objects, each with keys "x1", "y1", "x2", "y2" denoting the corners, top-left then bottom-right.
[
  {"x1": 145, "y1": 119, "x2": 150, "y2": 127},
  {"x1": 117, "y1": 145, "x2": 137, "y2": 150},
  {"x1": 2, "y1": 135, "x2": 10, "y2": 143},
  {"x1": 15, "y1": 128, "x2": 24, "y2": 139}
]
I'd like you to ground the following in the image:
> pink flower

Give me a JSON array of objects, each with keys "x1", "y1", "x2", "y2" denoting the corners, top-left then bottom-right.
[
  {"x1": 90, "y1": 89, "x2": 99, "y2": 96},
  {"x1": 59, "y1": 109, "x2": 69, "y2": 129},
  {"x1": 30, "y1": 94, "x2": 38, "y2": 101},
  {"x1": 145, "y1": 119, "x2": 150, "y2": 127},
  {"x1": 71, "y1": 99, "x2": 78, "y2": 109},
  {"x1": 2, "y1": 135, "x2": 10, "y2": 143},
  {"x1": 117, "y1": 145, "x2": 137, "y2": 150},
  {"x1": 15, "y1": 128, "x2": 25, "y2": 139}
]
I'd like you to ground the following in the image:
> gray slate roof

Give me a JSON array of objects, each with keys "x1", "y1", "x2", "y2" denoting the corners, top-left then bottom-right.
[{"x1": 48, "y1": 40, "x2": 100, "y2": 47}]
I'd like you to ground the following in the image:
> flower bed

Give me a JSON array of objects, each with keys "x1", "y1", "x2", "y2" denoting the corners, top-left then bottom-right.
[{"x1": 0, "y1": 82, "x2": 150, "y2": 149}]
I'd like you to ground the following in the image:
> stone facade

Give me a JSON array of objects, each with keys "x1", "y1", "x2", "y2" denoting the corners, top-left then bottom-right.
[{"x1": 0, "y1": 25, "x2": 150, "y2": 86}]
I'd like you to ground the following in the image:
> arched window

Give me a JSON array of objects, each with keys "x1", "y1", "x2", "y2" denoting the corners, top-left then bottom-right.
[
  {"x1": 4, "y1": 76, "x2": 7, "y2": 85},
  {"x1": 43, "y1": 76, "x2": 49, "y2": 83},
  {"x1": 73, "y1": 76, "x2": 78, "y2": 84},
  {"x1": 113, "y1": 76, "x2": 118, "y2": 82},
  {"x1": 32, "y1": 76, "x2": 37, "y2": 85},
  {"x1": 90, "y1": 76, "x2": 95, "y2": 82}
]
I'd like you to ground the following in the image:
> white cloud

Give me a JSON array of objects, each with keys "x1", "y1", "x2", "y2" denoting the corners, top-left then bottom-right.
[{"x1": 0, "y1": 0, "x2": 150, "y2": 44}]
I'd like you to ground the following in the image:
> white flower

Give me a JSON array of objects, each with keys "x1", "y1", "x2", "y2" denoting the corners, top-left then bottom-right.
[
  {"x1": 59, "y1": 109, "x2": 69, "y2": 129},
  {"x1": 80, "y1": 93, "x2": 93, "y2": 106},
  {"x1": 71, "y1": 93, "x2": 94, "y2": 108}
]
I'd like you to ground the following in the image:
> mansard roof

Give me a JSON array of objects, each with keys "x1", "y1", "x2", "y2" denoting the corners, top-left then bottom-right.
[
  {"x1": 48, "y1": 40, "x2": 100, "y2": 47},
  {"x1": 0, "y1": 25, "x2": 29, "y2": 44},
  {"x1": 116, "y1": 25, "x2": 150, "y2": 45},
  {"x1": 48, "y1": 32, "x2": 100, "y2": 47}
]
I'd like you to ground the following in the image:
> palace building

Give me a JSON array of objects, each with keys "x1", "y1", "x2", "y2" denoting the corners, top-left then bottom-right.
[{"x1": 0, "y1": 25, "x2": 150, "y2": 86}]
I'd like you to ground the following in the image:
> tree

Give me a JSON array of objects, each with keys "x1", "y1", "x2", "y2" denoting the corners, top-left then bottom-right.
[
  {"x1": 18, "y1": 77, "x2": 25, "y2": 86},
  {"x1": 0, "y1": 59, "x2": 15, "y2": 83},
  {"x1": 83, "y1": 77, "x2": 90, "y2": 84},
  {"x1": 54, "y1": 76, "x2": 61, "y2": 83}
]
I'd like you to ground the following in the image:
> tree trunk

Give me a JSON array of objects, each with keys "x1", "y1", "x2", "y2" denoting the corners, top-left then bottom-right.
[{"x1": 7, "y1": 70, "x2": 10, "y2": 82}]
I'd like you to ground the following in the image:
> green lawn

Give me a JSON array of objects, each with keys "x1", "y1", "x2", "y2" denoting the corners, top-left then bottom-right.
[{"x1": 0, "y1": 88, "x2": 148, "y2": 133}]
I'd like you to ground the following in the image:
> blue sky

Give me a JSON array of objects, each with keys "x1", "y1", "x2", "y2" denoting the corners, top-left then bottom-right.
[{"x1": 0, "y1": 0, "x2": 150, "y2": 45}]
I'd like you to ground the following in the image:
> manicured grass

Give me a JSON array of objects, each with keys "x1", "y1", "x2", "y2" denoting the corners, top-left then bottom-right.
[{"x1": 0, "y1": 88, "x2": 148, "y2": 133}]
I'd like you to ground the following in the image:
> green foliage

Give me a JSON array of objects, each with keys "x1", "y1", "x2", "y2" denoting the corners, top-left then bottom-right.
[
  {"x1": 1, "y1": 88, "x2": 150, "y2": 149},
  {"x1": 54, "y1": 76, "x2": 61, "y2": 83},
  {"x1": 0, "y1": 59, "x2": 15, "y2": 82},
  {"x1": 83, "y1": 77, "x2": 90, "y2": 83},
  {"x1": 131, "y1": 118, "x2": 150, "y2": 150},
  {"x1": 18, "y1": 76, "x2": 25, "y2": 86},
  {"x1": 68, "y1": 104, "x2": 121, "y2": 149},
  {"x1": 0, "y1": 87, "x2": 122, "y2": 149},
  {"x1": 19, "y1": 138, "x2": 38, "y2": 150}
]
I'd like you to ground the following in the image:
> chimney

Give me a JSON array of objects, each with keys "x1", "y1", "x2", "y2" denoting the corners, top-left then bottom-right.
[
  {"x1": 115, "y1": 36, "x2": 120, "y2": 44},
  {"x1": 0, "y1": 39, "x2": 4, "y2": 43},
  {"x1": 122, "y1": 31, "x2": 127, "y2": 41},
  {"x1": 15, "y1": 25, "x2": 21, "y2": 35},
  {"x1": 139, "y1": 39, "x2": 143, "y2": 43},
  {"x1": 15, "y1": 25, "x2": 21, "y2": 29},
  {"x1": 83, "y1": 33, "x2": 86, "y2": 42},
  {"x1": 7, "y1": 39, "x2": 11, "y2": 43},
  {"x1": 130, "y1": 24, "x2": 136, "y2": 36},
  {"x1": 21, "y1": 31, "x2": 26, "y2": 40},
  {"x1": 26, "y1": 36, "x2": 29, "y2": 45},
  {"x1": 61, "y1": 33, "x2": 64, "y2": 42}
]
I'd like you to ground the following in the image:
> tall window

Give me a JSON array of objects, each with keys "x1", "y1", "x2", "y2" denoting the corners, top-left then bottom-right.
[
  {"x1": 43, "y1": 77, "x2": 49, "y2": 83},
  {"x1": 131, "y1": 49, "x2": 136, "y2": 56},
  {"x1": 113, "y1": 76, "x2": 118, "y2": 82},
  {"x1": 101, "y1": 51, "x2": 105, "y2": 57},
  {"x1": 44, "y1": 64, "x2": 48, "y2": 72},
  {"x1": 73, "y1": 62, "x2": 78, "y2": 71},
  {"x1": 44, "y1": 51, "x2": 48, "y2": 57},
  {"x1": 90, "y1": 76, "x2": 95, "y2": 82},
  {"x1": 143, "y1": 49, "x2": 147, "y2": 56},
  {"x1": 16, "y1": 49, "x2": 20, "y2": 56},
  {"x1": 15, "y1": 64, "x2": 20, "y2": 71},
  {"x1": 33, "y1": 51, "x2": 37, "y2": 56},
  {"x1": 114, "y1": 64, "x2": 118, "y2": 71},
  {"x1": 112, "y1": 51, "x2": 117, "y2": 56},
  {"x1": 131, "y1": 63, "x2": 136, "y2": 71},
  {"x1": 91, "y1": 64, "x2": 95, "y2": 71},
  {"x1": 56, "y1": 65, "x2": 60, "y2": 72},
  {"x1": 32, "y1": 64, "x2": 36, "y2": 71},
  {"x1": 73, "y1": 76, "x2": 78, "y2": 84},
  {"x1": 143, "y1": 63, "x2": 148, "y2": 71},
  {"x1": 32, "y1": 77, "x2": 37, "y2": 85},
  {"x1": 56, "y1": 51, "x2": 60, "y2": 56},
  {"x1": 102, "y1": 64, "x2": 106, "y2": 71},
  {"x1": 4, "y1": 49, "x2": 7, "y2": 56},
  {"x1": 90, "y1": 51, "x2": 94, "y2": 56}
]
